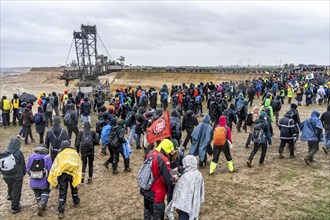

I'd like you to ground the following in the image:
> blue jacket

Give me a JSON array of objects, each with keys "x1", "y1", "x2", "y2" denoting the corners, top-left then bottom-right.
[
  {"x1": 300, "y1": 110, "x2": 324, "y2": 142},
  {"x1": 122, "y1": 139, "x2": 132, "y2": 159},
  {"x1": 189, "y1": 115, "x2": 213, "y2": 161}
]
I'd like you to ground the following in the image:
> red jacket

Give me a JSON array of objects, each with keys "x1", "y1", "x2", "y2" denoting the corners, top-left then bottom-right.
[
  {"x1": 218, "y1": 115, "x2": 232, "y2": 143},
  {"x1": 145, "y1": 150, "x2": 174, "y2": 203}
]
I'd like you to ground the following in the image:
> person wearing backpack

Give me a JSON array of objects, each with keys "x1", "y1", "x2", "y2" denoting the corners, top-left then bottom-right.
[
  {"x1": 11, "y1": 94, "x2": 20, "y2": 126},
  {"x1": 320, "y1": 105, "x2": 330, "y2": 154},
  {"x1": 22, "y1": 103, "x2": 36, "y2": 145},
  {"x1": 135, "y1": 107, "x2": 148, "y2": 150},
  {"x1": 76, "y1": 121, "x2": 97, "y2": 183},
  {"x1": 299, "y1": 110, "x2": 324, "y2": 165},
  {"x1": 234, "y1": 93, "x2": 247, "y2": 132},
  {"x1": 17, "y1": 102, "x2": 27, "y2": 140},
  {"x1": 246, "y1": 111, "x2": 272, "y2": 168},
  {"x1": 210, "y1": 116, "x2": 234, "y2": 174},
  {"x1": 34, "y1": 106, "x2": 47, "y2": 144},
  {"x1": 278, "y1": 111, "x2": 297, "y2": 159},
  {"x1": 259, "y1": 98, "x2": 275, "y2": 123},
  {"x1": 140, "y1": 139, "x2": 178, "y2": 220},
  {"x1": 80, "y1": 97, "x2": 92, "y2": 125},
  {"x1": 26, "y1": 145, "x2": 52, "y2": 216},
  {"x1": 43, "y1": 97, "x2": 53, "y2": 127},
  {"x1": 52, "y1": 92, "x2": 60, "y2": 116},
  {"x1": 48, "y1": 140, "x2": 82, "y2": 219},
  {"x1": 161, "y1": 92, "x2": 169, "y2": 111},
  {"x1": 271, "y1": 95, "x2": 282, "y2": 126},
  {"x1": 0, "y1": 138, "x2": 26, "y2": 214},
  {"x1": 45, "y1": 116, "x2": 69, "y2": 162},
  {"x1": 65, "y1": 101, "x2": 79, "y2": 146},
  {"x1": 245, "y1": 106, "x2": 259, "y2": 148},
  {"x1": 1, "y1": 95, "x2": 12, "y2": 128},
  {"x1": 109, "y1": 119, "x2": 130, "y2": 174},
  {"x1": 182, "y1": 110, "x2": 199, "y2": 149}
]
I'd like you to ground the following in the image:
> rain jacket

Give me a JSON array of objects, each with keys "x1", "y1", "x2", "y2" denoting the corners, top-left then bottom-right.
[
  {"x1": 26, "y1": 152, "x2": 52, "y2": 189},
  {"x1": 48, "y1": 147, "x2": 82, "y2": 188},
  {"x1": 189, "y1": 115, "x2": 213, "y2": 161},
  {"x1": 299, "y1": 110, "x2": 324, "y2": 142},
  {"x1": 259, "y1": 98, "x2": 275, "y2": 123}
]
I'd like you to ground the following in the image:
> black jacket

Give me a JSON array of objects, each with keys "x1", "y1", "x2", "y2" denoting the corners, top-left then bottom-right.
[
  {"x1": 279, "y1": 114, "x2": 296, "y2": 139},
  {"x1": 45, "y1": 126, "x2": 69, "y2": 151},
  {"x1": 182, "y1": 110, "x2": 198, "y2": 131},
  {"x1": 110, "y1": 125, "x2": 126, "y2": 152},
  {"x1": 2, "y1": 138, "x2": 26, "y2": 179},
  {"x1": 320, "y1": 106, "x2": 330, "y2": 130},
  {"x1": 76, "y1": 123, "x2": 97, "y2": 154}
]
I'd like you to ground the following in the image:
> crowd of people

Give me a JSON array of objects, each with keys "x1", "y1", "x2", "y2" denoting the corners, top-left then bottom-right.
[{"x1": 0, "y1": 70, "x2": 329, "y2": 219}]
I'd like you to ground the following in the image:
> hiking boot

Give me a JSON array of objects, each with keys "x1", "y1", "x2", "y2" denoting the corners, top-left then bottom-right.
[
  {"x1": 12, "y1": 209, "x2": 21, "y2": 214},
  {"x1": 113, "y1": 170, "x2": 119, "y2": 175},
  {"x1": 136, "y1": 146, "x2": 142, "y2": 149},
  {"x1": 124, "y1": 168, "x2": 132, "y2": 173},
  {"x1": 31, "y1": 139, "x2": 36, "y2": 143},
  {"x1": 322, "y1": 146, "x2": 328, "y2": 154},
  {"x1": 37, "y1": 203, "x2": 44, "y2": 216},
  {"x1": 304, "y1": 157, "x2": 310, "y2": 166},
  {"x1": 103, "y1": 161, "x2": 110, "y2": 169},
  {"x1": 246, "y1": 160, "x2": 252, "y2": 168},
  {"x1": 290, "y1": 155, "x2": 296, "y2": 159},
  {"x1": 73, "y1": 202, "x2": 80, "y2": 208},
  {"x1": 245, "y1": 144, "x2": 249, "y2": 148},
  {"x1": 279, "y1": 153, "x2": 285, "y2": 159},
  {"x1": 87, "y1": 178, "x2": 92, "y2": 184},
  {"x1": 58, "y1": 212, "x2": 64, "y2": 219},
  {"x1": 7, "y1": 195, "x2": 12, "y2": 201},
  {"x1": 81, "y1": 178, "x2": 84, "y2": 184}
]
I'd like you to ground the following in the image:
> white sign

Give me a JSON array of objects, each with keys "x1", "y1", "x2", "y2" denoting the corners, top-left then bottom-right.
[
  {"x1": 306, "y1": 73, "x2": 314, "y2": 80},
  {"x1": 80, "y1": 86, "x2": 93, "y2": 94}
]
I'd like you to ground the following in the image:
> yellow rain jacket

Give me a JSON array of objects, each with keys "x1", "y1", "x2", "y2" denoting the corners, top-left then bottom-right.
[{"x1": 48, "y1": 148, "x2": 82, "y2": 187}]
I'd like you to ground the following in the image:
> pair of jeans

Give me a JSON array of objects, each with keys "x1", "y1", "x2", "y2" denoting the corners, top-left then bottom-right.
[
  {"x1": 57, "y1": 173, "x2": 80, "y2": 213},
  {"x1": 81, "y1": 153, "x2": 94, "y2": 178},
  {"x1": 324, "y1": 130, "x2": 330, "y2": 149},
  {"x1": 2, "y1": 112, "x2": 10, "y2": 126},
  {"x1": 128, "y1": 125, "x2": 136, "y2": 146},
  {"x1": 136, "y1": 133, "x2": 142, "y2": 148},
  {"x1": 45, "y1": 111, "x2": 53, "y2": 126},
  {"x1": 4, "y1": 177, "x2": 23, "y2": 211},
  {"x1": 12, "y1": 109, "x2": 18, "y2": 125},
  {"x1": 82, "y1": 115, "x2": 91, "y2": 124},
  {"x1": 144, "y1": 198, "x2": 165, "y2": 220},
  {"x1": 24, "y1": 125, "x2": 34, "y2": 144},
  {"x1": 249, "y1": 142, "x2": 268, "y2": 164},
  {"x1": 33, "y1": 188, "x2": 50, "y2": 207},
  {"x1": 38, "y1": 132, "x2": 44, "y2": 144},
  {"x1": 68, "y1": 126, "x2": 79, "y2": 148}
]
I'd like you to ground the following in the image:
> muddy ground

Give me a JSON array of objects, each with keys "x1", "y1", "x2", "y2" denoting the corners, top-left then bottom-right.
[{"x1": 0, "y1": 69, "x2": 329, "y2": 220}]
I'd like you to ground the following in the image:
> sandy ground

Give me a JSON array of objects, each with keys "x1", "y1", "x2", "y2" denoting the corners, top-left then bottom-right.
[{"x1": 0, "y1": 69, "x2": 329, "y2": 220}]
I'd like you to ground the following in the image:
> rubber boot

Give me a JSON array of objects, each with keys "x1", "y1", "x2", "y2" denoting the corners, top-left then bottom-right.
[
  {"x1": 227, "y1": 160, "x2": 235, "y2": 172},
  {"x1": 209, "y1": 161, "x2": 217, "y2": 175}
]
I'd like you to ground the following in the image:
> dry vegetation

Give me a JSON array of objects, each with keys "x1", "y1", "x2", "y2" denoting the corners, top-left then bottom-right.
[{"x1": 0, "y1": 69, "x2": 329, "y2": 220}]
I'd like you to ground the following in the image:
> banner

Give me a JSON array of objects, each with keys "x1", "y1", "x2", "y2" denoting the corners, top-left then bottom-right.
[
  {"x1": 146, "y1": 111, "x2": 171, "y2": 144},
  {"x1": 306, "y1": 73, "x2": 314, "y2": 80}
]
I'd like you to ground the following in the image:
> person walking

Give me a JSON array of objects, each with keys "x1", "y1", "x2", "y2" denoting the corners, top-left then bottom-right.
[
  {"x1": 166, "y1": 155, "x2": 204, "y2": 220},
  {"x1": 300, "y1": 110, "x2": 324, "y2": 165},
  {"x1": 48, "y1": 140, "x2": 82, "y2": 219},
  {"x1": 0, "y1": 138, "x2": 26, "y2": 214},
  {"x1": 45, "y1": 116, "x2": 69, "y2": 161},
  {"x1": 34, "y1": 106, "x2": 47, "y2": 144},
  {"x1": 64, "y1": 101, "x2": 79, "y2": 145},
  {"x1": 11, "y1": 94, "x2": 20, "y2": 126},
  {"x1": 182, "y1": 110, "x2": 199, "y2": 149},
  {"x1": 1, "y1": 96, "x2": 12, "y2": 128},
  {"x1": 22, "y1": 103, "x2": 35, "y2": 145},
  {"x1": 76, "y1": 121, "x2": 98, "y2": 183},
  {"x1": 320, "y1": 105, "x2": 330, "y2": 154},
  {"x1": 246, "y1": 111, "x2": 272, "y2": 167},
  {"x1": 245, "y1": 106, "x2": 259, "y2": 148},
  {"x1": 26, "y1": 145, "x2": 52, "y2": 216},
  {"x1": 278, "y1": 111, "x2": 297, "y2": 159}
]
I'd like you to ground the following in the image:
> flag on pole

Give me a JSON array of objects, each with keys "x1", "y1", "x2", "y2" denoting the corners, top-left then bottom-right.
[{"x1": 146, "y1": 111, "x2": 171, "y2": 144}]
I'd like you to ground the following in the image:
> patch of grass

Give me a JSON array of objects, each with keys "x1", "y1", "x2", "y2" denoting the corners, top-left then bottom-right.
[
  {"x1": 224, "y1": 199, "x2": 236, "y2": 208},
  {"x1": 277, "y1": 172, "x2": 299, "y2": 182},
  {"x1": 293, "y1": 200, "x2": 330, "y2": 220}
]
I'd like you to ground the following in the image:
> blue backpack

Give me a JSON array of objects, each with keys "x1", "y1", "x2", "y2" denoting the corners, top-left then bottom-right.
[
  {"x1": 195, "y1": 95, "x2": 202, "y2": 104},
  {"x1": 163, "y1": 93, "x2": 168, "y2": 101},
  {"x1": 34, "y1": 113, "x2": 43, "y2": 125},
  {"x1": 101, "y1": 124, "x2": 112, "y2": 145}
]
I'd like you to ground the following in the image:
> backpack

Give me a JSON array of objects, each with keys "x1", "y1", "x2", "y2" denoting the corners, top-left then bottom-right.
[
  {"x1": 171, "y1": 121, "x2": 180, "y2": 141},
  {"x1": 101, "y1": 125, "x2": 112, "y2": 145},
  {"x1": 163, "y1": 93, "x2": 168, "y2": 101},
  {"x1": 34, "y1": 113, "x2": 43, "y2": 125},
  {"x1": 137, "y1": 152, "x2": 156, "y2": 190},
  {"x1": 245, "y1": 113, "x2": 253, "y2": 126},
  {"x1": 184, "y1": 114, "x2": 194, "y2": 129},
  {"x1": 195, "y1": 96, "x2": 202, "y2": 104},
  {"x1": 96, "y1": 118, "x2": 106, "y2": 133},
  {"x1": 81, "y1": 132, "x2": 94, "y2": 152},
  {"x1": 50, "y1": 128, "x2": 64, "y2": 150},
  {"x1": 109, "y1": 128, "x2": 120, "y2": 148},
  {"x1": 252, "y1": 121, "x2": 265, "y2": 144},
  {"x1": 0, "y1": 152, "x2": 19, "y2": 175},
  {"x1": 30, "y1": 158, "x2": 46, "y2": 179},
  {"x1": 213, "y1": 126, "x2": 227, "y2": 146},
  {"x1": 63, "y1": 112, "x2": 72, "y2": 126},
  {"x1": 46, "y1": 102, "x2": 53, "y2": 112},
  {"x1": 141, "y1": 96, "x2": 148, "y2": 105}
]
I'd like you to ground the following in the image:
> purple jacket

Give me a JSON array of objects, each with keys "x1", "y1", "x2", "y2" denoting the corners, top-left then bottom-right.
[{"x1": 26, "y1": 154, "x2": 52, "y2": 189}]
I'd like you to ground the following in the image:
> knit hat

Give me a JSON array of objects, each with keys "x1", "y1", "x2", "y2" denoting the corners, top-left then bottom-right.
[
  {"x1": 291, "y1": 103, "x2": 298, "y2": 109},
  {"x1": 60, "y1": 140, "x2": 71, "y2": 149},
  {"x1": 53, "y1": 116, "x2": 61, "y2": 125},
  {"x1": 26, "y1": 103, "x2": 32, "y2": 109},
  {"x1": 171, "y1": 139, "x2": 179, "y2": 149},
  {"x1": 110, "y1": 117, "x2": 117, "y2": 126},
  {"x1": 34, "y1": 145, "x2": 49, "y2": 154}
]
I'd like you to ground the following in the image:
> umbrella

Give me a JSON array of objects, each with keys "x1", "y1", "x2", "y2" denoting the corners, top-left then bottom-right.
[{"x1": 19, "y1": 92, "x2": 37, "y2": 103}]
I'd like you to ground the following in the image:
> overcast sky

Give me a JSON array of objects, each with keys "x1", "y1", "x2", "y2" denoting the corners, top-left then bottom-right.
[{"x1": 1, "y1": 1, "x2": 329, "y2": 67}]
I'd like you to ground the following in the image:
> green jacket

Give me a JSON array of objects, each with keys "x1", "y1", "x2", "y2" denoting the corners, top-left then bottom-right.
[{"x1": 260, "y1": 99, "x2": 275, "y2": 123}]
